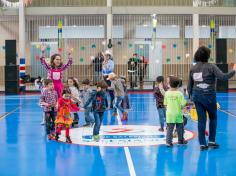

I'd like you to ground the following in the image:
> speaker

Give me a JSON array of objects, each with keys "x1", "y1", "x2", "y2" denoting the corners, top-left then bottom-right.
[
  {"x1": 5, "y1": 40, "x2": 17, "y2": 66},
  {"x1": 5, "y1": 65, "x2": 19, "y2": 95},
  {"x1": 216, "y1": 64, "x2": 228, "y2": 92},
  {"x1": 216, "y1": 39, "x2": 227, "y2": 64}
]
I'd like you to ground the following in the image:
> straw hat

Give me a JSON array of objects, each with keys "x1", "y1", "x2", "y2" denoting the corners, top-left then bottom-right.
[{"x1": 107, "y1": 72, "x2": 116, "y2": 80}]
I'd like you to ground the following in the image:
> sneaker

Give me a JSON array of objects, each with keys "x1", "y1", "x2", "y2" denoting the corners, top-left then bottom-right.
[
  {"x1": 173, "y1": 131, "x2": 177, "y2": 138},
  {"x1": 112, "y1": 112, "x2": 118, "y2": 117},
  {"x1": 166, "y1": 143, "x2": 173, "y2": 147},
  {"x1": 40, "y1": 121, "x2": 45, "y2": 125},
  {"x1": 208, "y1": 142, "x2": 219, "y2": 149},
  {"x1": 200, "y1": 145, "x2": 208, "y2": 151},
  {"x1": 90, "y1": 122, "x2": 95, "y2": 127},
  {"x1": 83, "y1": 124, "x2": 91, "y2": 127},
  {"x1": 178, "y1": 140, "x2": 188, "y2": 145},
  {"x1": 93, "y1": 135, "x2": 100, "y2": 142},
  {"x1": 121, "y1": 112, "x2": 128, "y2": 121},
  {"x1": 55, "y1": 133, "x2": 59, "y2": 141},
  {"x1": 66, "y1": 136, "x2": 72, "y2": 143},
  {"x1": 158, "y1": 128, "x2": 164, "y2": 132}
]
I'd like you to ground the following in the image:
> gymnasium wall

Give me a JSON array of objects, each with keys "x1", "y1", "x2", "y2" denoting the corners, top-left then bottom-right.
[{"x1": 0, "y1": 14, "x2": 236, "y2": 88}]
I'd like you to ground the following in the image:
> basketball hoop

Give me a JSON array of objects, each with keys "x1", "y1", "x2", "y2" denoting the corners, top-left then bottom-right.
[
  {"x1": 193, "y1": 0, "x2": 217, "y2": 7},
  {"x1": 0, "y1": 0, "x2": 32, "y2": 8}
]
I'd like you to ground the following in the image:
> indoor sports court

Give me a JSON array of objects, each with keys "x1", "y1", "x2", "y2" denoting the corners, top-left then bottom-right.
[{"x1": 0, "y1": 0, "x2": 236, "y2": 176}]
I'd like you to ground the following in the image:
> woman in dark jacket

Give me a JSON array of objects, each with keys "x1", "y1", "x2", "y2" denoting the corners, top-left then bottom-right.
[{"x1": 187, "y1": 46, "x2": 236, "y2": 151}]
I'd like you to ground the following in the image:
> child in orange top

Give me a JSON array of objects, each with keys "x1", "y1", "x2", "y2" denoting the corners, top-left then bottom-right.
[{"x1": 55, "y1": 88, "x2": 80, "y2": 143}]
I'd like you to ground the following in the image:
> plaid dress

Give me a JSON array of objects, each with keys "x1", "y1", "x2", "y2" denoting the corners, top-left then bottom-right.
[{"x1": 40, "y1": 89, "x2": 58, "y2": 112}]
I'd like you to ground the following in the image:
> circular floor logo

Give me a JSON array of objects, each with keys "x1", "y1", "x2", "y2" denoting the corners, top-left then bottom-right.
[{"x1": 58, "y1": 125, "x2": 195, "y2": 147}]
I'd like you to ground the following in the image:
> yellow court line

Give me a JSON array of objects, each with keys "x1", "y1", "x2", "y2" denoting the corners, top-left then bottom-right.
[{"x1": 0, "y1": 106, "x2": 20, "y2": 121}]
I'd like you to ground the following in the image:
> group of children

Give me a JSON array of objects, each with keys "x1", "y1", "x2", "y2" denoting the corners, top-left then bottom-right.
[
  {"x1": 154, "y1": 75, "x2": 191, "y2": 147},
  {"x1": 38, "y1": 48, "x2": 129, "y2": 143}
]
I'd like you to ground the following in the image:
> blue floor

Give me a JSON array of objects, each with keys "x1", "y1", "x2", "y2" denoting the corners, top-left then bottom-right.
[{"x1": 0, "y1": 93, "x2": 236, "y2": 176}]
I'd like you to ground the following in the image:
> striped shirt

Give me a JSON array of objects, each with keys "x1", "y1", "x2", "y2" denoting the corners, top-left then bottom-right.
[{"x1": 40, "y1": 89, "x2": 58, "y2": 112}]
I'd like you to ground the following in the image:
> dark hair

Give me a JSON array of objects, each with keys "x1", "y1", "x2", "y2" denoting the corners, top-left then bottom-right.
[
  {"x1": 169, "y1": 76, "x2": 180, "y2": 88},
  {"x1": 97, "y1": 80, "x2": 108, "y2": 89},
  {"x1": 62, "y1": 86, "x2": 71, "y2": 96},
  {"x1": 82, "y1": 79, "x2": 90, "y2": 85},
  {"x1": 44, "y1": 79, "x2": 53, "y2": 86},
  {"x1": 67, "y1": 77, "x2": 79, "y2": 90},
  {"x1": 50, "y1": 54, "x2": 62, "y2": 68},
  {"x1": 156, "y1": 76, "x2": 164, "y2": 83},
  {"x1": 178, "y1": 78, "x2": 183, "y2": 87},
  {"x1": 194, "y1": 46, "x2": 211, "y2": 63}
]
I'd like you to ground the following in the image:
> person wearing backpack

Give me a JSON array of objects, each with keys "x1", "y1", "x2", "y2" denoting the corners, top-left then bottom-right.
[{"x1": 84, "y1": 80, "x2": 108, "y2": 142}]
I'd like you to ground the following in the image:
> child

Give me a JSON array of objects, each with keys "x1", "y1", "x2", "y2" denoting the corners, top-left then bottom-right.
[
  {"x1": 164, "y1": 76, "x2": 188, "y2": 147},
  {"x1": 80, "y1": 79, "x2": 95, "y2": 127},
  {"x1": 40, "y1": 46, "x2": 73, "y2": 98},
  {"x1": 54, "y1": 88, "x2": 80, "y2": 143},
  {"x1": 107, "y1": 73, "x2": 128, "y2": 121},
  {"x1": 67, "y1": 77, "x2": 80, "y2": 127},
  {"x1": 154, "y1": 76, "x2": 168, "y2": 132},
  {"x1": 39, "y1": 79, "x2": 58, "y2": 137},
  {"x1": 120, "y1": 76, "x2": 130, "y2": 110},
  {"x1": 84, "y1": 80, "x2": 108, "y2": 142}
]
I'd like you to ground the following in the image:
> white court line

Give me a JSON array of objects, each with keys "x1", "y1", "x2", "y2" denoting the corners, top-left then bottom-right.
[{"x1": 117, "y1": 112, "x2": 136, "y2": 176}]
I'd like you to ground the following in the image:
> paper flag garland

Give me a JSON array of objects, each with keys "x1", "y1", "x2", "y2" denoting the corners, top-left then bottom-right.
[
  {"x1": 91, "y1": 44, "x2": 96, "y2": 49},
  {"x1": 58, "y1": 48, "x2": 62, "y2": 53},
  {"x1": 177, "y1": 56, "x2": 181, "y2": 61},
  {"x1": 46, "y1": 45, "x2": 51, "y2": 51},
  {"x1": 35, "y1": 56, "x2": 40, "y2": 60},
  {"x1": 162, "y1": 44, "x2": 166, "y2": 49},
  {"x1": 80, "y1": 57, "x2": 84, "y2": 62},
  {"x1": 80, "y1": 46, "x2": 85, "y2": 51},
  {"x1": 128, "y1": 43, "x2": 133, "y2": 48},
  {"x1": 173, "y1": 44, "x2": 177, "y2": 48},
  {"x1": 166, "y1": 58, "x2": 171, "y2": 63},
  {"x1": 208, "y1": 44, "x2": 212, "y2": 49}
]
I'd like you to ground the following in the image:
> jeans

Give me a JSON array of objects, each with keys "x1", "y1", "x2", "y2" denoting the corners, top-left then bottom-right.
[
  {"x1": 166, "y1": 123, "x2": 184, "y2": 144},
  {"x1": 94, "y1": 71, "x2": 102, "y2": 83},
  {"x1": 93, "y1": 112, "x2": 104, "y2": 135},
  {"x1": 157, "y1": 108, "x2": 166, "y2": 129},
  {"x1": 45, "y1": 109, "x2": 56, "y2": 135},
  {"x1": 114, "y1": 96, "x2": 125, "y2": 114},
  {"x1": 192, "y1": 90, "x2": 217, "y2": 146},
  {"x1": 84, "y1": 107, "x2": 94, "y2": 124}
]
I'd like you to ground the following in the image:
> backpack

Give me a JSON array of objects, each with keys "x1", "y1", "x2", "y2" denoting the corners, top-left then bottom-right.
[{"x1": 93, "y1": 91, "x2": 107, "y2": 112}]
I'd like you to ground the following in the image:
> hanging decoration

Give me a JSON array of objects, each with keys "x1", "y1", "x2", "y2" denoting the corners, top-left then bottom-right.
[
  {"x1": 208, "y1": 44, "x2": 212, "y2": 49},
  {"x1": 176, "y1": 56, "x2": 181, "y2": 61},
  {"x1": 80, "y1": 46, "x2": 85, "y2": 51},
  {"x1": 117, "y1": 41, "x2": 122, "y2": 45},
  {"x1": 91, "y1": 44, "x2": 96, "y2": 49},
  {"x1": 166, "y1": 58, "x2": 171, "y2": 63},
  {"x1": 173, "y1": 44, "x2": 177, "y2": 48},
  {"x1": 58, "y1": 20, "x2": 63, "y2": 53},
  {"x1": 185, "y1": 53, "x2": 191, "y2": 59},
  {"x1": 128, "y1": 43, "x2": 133, "y2": 48},
  {"x1": 184, "y1": 40, "x2": 188, "y2": 47},
  {"x1": 2, "y1": 46, "x2": 5, "y2": 50},
  {"x1": 35, "y1": 56, "x2": 40, "y2": 60},
  {"x1": 139, "y1": 45, "x2": 144, "y2": 49},
  {"x1": 210, "y1": 20, "x2": 216, "y2": 39},
  {"x1": 151, "y1": 14, "x2": 157, "y2": 49},
  {"x1": 80, "y1": 57, "x2": 84, "y2": 62},
  {"x1": 46, "y1": 45, "x2": 51, "y2": 51},
  {"x1": 162, "y1": 44, "x2": 166, "y2": 49},
  {"x1": 0, "y1": 0, "x2": 32, "y2": 8},
  {"x1": 102, "y1": 40, "x2": 106, "y2": 46},
  {"x1": 90, "y1": 56, "x2": 95, "y2": 61}
]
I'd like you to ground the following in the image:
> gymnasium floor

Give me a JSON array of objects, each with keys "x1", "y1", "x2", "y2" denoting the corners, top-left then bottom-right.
[{"x1": 0, "y1": 93, "x2": 236, "y2": 176}]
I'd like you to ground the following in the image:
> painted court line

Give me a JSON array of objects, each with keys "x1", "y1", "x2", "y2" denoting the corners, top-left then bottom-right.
[
  {"x1": 117, "y1": 112, "x2": 136, "y2": 176},
  {"x1": 0, "y1": 106, "x2": 20, "y2": 121}
]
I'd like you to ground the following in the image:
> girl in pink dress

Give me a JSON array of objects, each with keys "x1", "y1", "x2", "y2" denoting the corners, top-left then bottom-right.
[{"x1": 40, "y1": 48, "x2": 73, "y2": 98}]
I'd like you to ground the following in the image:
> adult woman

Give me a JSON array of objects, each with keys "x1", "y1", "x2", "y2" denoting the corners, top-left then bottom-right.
[{"x1": 187, "y1": 46, "x2": 236, "y2": 151}]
